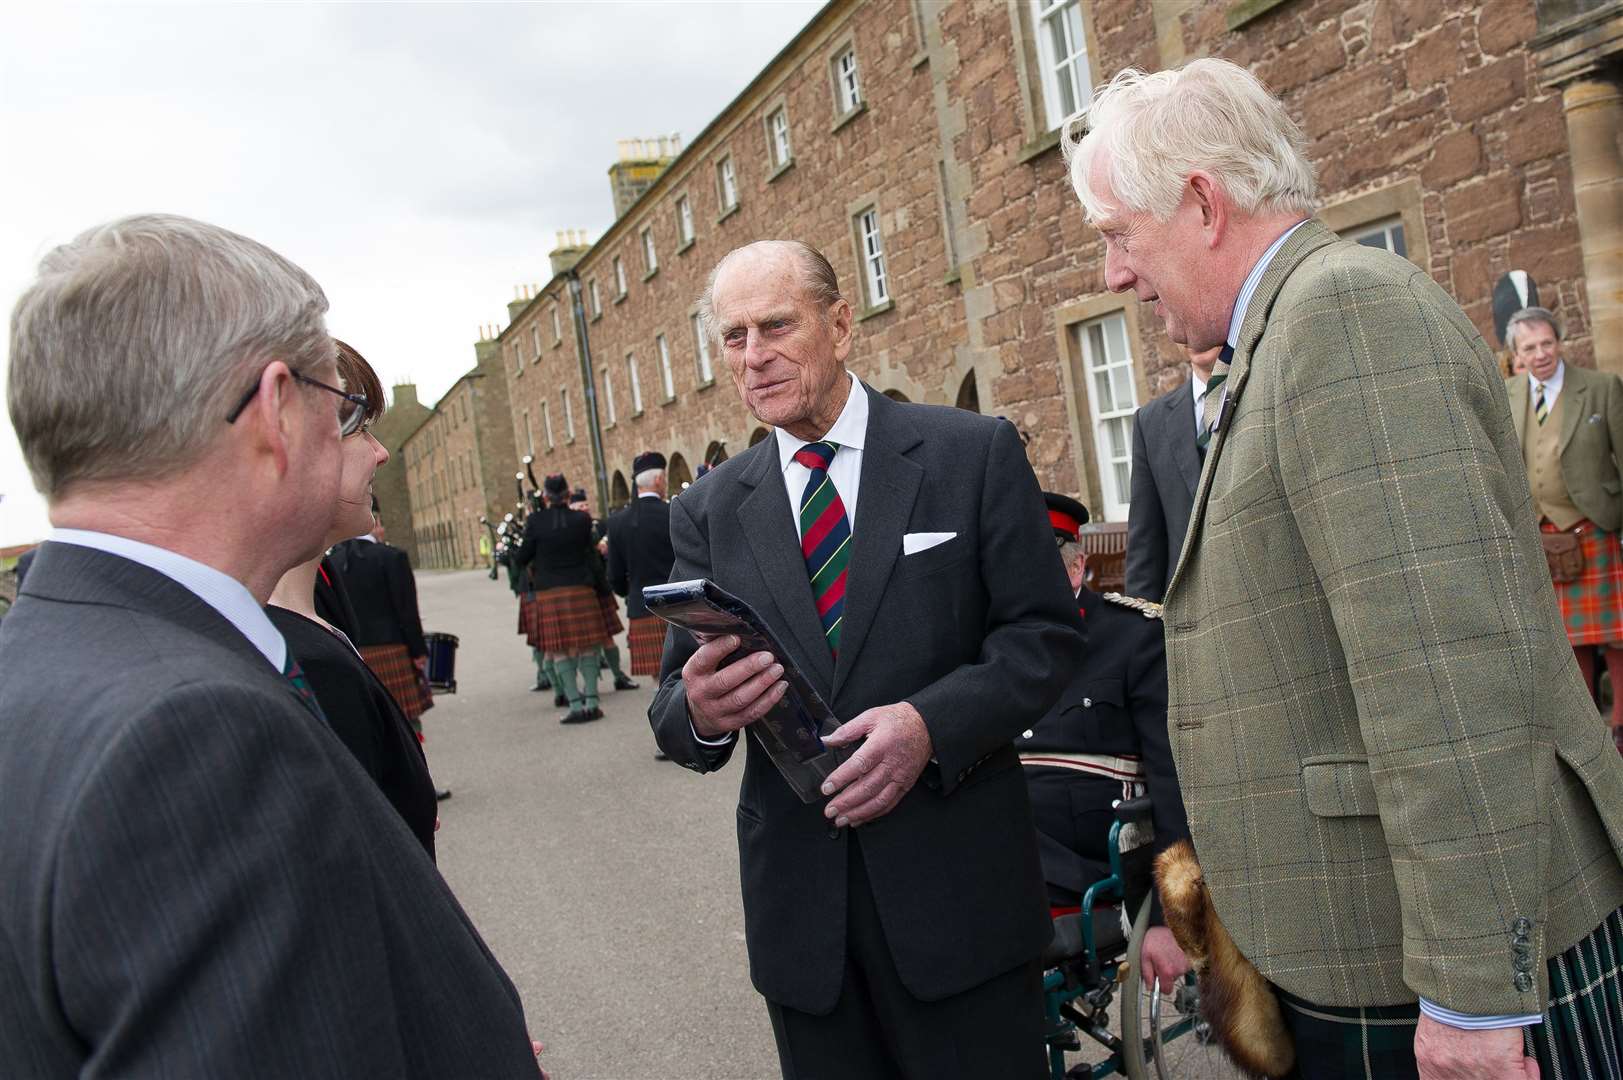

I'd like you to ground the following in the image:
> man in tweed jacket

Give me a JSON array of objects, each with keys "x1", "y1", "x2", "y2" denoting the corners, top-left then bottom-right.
[{"x1": 1069, "y1": 60, "x2": 1623, "y2": 1079}]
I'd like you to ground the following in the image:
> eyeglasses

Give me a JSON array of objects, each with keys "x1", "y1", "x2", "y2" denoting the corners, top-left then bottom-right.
[{"x1": 226, "y1": 369, "x2": 370, "y2": 437}]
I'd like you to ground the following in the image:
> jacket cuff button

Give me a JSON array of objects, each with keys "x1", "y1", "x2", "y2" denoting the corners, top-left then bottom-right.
[{"x1": 1513, "y1": 972, "x2": 1534, "y2": 993}]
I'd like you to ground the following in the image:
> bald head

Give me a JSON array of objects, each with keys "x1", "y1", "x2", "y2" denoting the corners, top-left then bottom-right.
[{"x1": 698, "y1": 240, "x2": 841, "y2": 344}]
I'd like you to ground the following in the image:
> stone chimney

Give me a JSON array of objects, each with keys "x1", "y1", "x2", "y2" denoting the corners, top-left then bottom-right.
[
  {"x1": 549, "y1": 229, "x2": 592, "y2": 276},
  {"x1": 391, "y1": 383, "x2": 420, "y2": 410},
  {"x1": 608, "y1": 134, "x2": 682, "y2": 219},
  {"x1": 506, "y1": 283, "x2": 540, "y2": 322}
]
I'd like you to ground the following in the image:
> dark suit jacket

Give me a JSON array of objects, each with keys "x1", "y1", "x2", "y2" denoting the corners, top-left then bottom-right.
[
  {"x1": 648, "y1": 386, "x2": 1087, "y2": 1013},
  {"x1": 1125, "y1": 379, "x2": 1200, "y2": 602},
  {"x1": 606, "y1": 495, "x2": 674, "y2": 619},
  {"x1": 314, "y1": 554, "x2": 360, "y2": 640},
  {"x1": 0, "y1": 542, "x2": 534, "y2": 1077},
  {"x1": 329, "y1": 539, "x2": 427, "y2": 657},
  {"x1": 513, "y1": 507, "x2": 595, "y2": 591}
]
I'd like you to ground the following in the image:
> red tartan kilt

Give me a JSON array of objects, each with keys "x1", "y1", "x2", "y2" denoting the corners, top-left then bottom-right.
[
  {"x1": 598, "y1": 591, "x2": 625, "y2": 636},
  {"x1": 1544, "y1": 521, "x2": 1623, "y2": 647},
  {"x1": 627, "y1": 615, "x2": 667, "y2": 676},
  {"x1": 536, "y1": 585, "x2": 612, "y2": 655},
  {"x1": 517, "y1": 595, "x2": 545, "y2": 650},
  {"x1": 359, "y1": 643, "x2": 429, "y2": 722}
]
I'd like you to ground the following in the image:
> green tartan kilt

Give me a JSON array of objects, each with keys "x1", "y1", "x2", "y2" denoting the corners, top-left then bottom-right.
[{"x1": 1274, "y1": 906, "x2": 1623, "y2": 1080}]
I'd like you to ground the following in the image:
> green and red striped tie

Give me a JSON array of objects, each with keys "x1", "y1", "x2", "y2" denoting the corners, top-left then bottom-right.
[{"x1": 795, "y1": 441, "x2": 850, "y2": 656}]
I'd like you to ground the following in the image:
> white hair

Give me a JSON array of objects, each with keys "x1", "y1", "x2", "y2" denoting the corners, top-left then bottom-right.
[
  {"x1": 8, "y1": 213, "x2": 331, "y2": 498},
  {"x1": 1505, "y1": 306, "x2": 1562, "y2": 351},
  {"x1": 1064, "y1": 58, "x2": 1316, "y2": 223},
  {"x1": 634, "y1": 467, "x2": 664, "y2": 490}
]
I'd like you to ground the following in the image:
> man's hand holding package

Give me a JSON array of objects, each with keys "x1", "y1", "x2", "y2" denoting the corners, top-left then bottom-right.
[
  {"x1": 819, "y1": 702, "x2": 932, "y2": 827},
  {"x1": 684, "y1": 635, "x2": 787, "y2": 740}
]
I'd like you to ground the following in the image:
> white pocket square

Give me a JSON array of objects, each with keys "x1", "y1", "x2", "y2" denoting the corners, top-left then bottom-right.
[{"x1": 903, "y1": 532, "x2": 957, "y2": 555}]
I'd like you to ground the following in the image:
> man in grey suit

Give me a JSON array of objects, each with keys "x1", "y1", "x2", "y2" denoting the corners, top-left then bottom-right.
[
  {"x1": 0, "y1": 215, "x2": 539, "y2": 1077},
  {"x1": 1125, "y1": 343, "x2": 1221, "y2": 601},
  {"x1": 649, "y1": 241, "x2": 1085, "y2": 1079}
]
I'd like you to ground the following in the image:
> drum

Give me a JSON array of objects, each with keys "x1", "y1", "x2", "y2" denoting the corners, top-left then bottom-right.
[{"x1": 424, "y1": 631, "x2": 459, "y2": 692}]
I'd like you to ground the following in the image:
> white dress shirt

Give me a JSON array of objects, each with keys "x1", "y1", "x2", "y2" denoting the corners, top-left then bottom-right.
[
  {"x1": 49, "y1": 528, "x2": 287, "y2": 671},
  {"x1": 773, "y1": 370, "x2": 868, "y2": 537},
  {"x1": 1530, "y1": 361, "x2": 1566, "y2": 410},
  {"x1": 1190, "y1": 369, "x2": 1209, "y2": 437}
]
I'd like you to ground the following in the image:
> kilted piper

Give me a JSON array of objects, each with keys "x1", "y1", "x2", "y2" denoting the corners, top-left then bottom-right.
[
  {"x1": 570, "y1": 486, "x2": 639, "y2": 696},
  {"x1": 607, "y1": 451, "x2": 676, "y2": 680},
  {"x1": 514, "y1": 473, "x2": 611, "y2": 724},
  {"x1": 1505, "y1": 305, "x2": 1623, "y2": 753}
]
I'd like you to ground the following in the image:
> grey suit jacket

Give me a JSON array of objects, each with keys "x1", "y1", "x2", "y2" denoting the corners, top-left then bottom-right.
[
  {"x1": 1163, "y1": 220, "x2": 1623, "y2": 1015},
  {"x1": 648, "y1": 386, "x2": 1087, "y2": 1013},
  {"x1": 0, "y1": 543, "x2": 536, "y2": 1078},
  {"x1": 1126, "y1": 378, "x2": 1200, "y2": 601},
  {"x1": 1506, "y1": 363, "x2": 1623, "y2": 532}
]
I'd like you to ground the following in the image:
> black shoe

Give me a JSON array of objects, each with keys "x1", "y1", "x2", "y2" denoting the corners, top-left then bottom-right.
[
  {"x1": 560, "y1": 707, "x2": 598, "y2": 724},
  {"x1": 532, "y1": 675, "x2": 552, "y2": 691},
  {"x1": 587, "y1": 705, "x2": 603, "y2": 720},
  {"x1": 554, "y1": 692, "x2": 569, "y2": 708},
  {"x1": 653, "y1": 749, "x2": 669, "y2": 761},
  {"x1": 435, "y1": 788, "x2": 452, "y2": 801},
  {"x1": 613, "y1": 675, "x2": 640, "y2": 691}
]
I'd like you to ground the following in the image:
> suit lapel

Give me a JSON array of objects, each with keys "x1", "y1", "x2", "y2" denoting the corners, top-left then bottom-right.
[
  {"x1": 735, "y1": 442, "x2": 837, "y2": 690},
  {"x1": 1509, "y1": 377, "x2": 1529, "y2": 447},
  {"x1": 1164, "y1": 220, "x2": 1339, "y2": 604},
  {"x1": 1558, "y1": 375, "x2": 1588, "y2": 454},
  {"x1": 1166, "y1": 381, "x2": 1201, "y2": 496},
  {"x1": 832, "y1": 390, "x2": 923, "y2": 697}
]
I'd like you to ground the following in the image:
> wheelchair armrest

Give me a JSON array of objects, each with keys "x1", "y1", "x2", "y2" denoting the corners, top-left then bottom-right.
[{"x1": 1115, "y1": 795, "x2": 1154, "y2": 826}]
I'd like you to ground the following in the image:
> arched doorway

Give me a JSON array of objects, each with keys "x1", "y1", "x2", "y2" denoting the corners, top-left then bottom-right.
[
  {"x1": 748, "y1": 426, "x2": 771, "y2": 447},
  {"x1": 882, "y1": 388, "x2": 911, "y2": 402},
  {"x1": 668, "y1": 452, "x2": 694, "y2": 492},
  {"x1": 956, "y1": 370, "x2": 980, "y2": 413},
  {"x1": 704, "y1": 440, "x2": 729, "y2": 468},
  {"x1": 610, "y1": 470, "x2": 630, "y2": 510}
]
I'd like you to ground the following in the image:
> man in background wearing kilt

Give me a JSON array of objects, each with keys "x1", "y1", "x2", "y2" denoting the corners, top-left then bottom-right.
[
  {"x1": 330, "y1": 506, "x2": 433, "y2": 731},
  {"x1": 1505, "y1": 306, "x2": 1623, "y2": 754},
  {"x1": 607, "y1": 451, "x2": 675, "y2": 682},
  {"x1": 570, "y1": 487, "x2": 639, "y2": 696},
  {"x1": 515, "y1": 474, "x2": 610, "y2": 724}
]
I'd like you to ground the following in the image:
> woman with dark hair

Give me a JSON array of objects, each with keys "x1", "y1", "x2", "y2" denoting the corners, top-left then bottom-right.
[{"x1": 266, "y1": 339, "x2": 438, "y2": 856}]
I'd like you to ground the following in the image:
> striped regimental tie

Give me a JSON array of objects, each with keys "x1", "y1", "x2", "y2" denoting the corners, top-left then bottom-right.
[
  {"x1": 282, "y1": 654, "x2": 329, "y2": 723},
  {"x1": 1535, "y1": 381, "x2": 1549, "y2": 425},
  {"x1": 1195, "y1": 344, "x2": 1236, "y2": 453},
  {"x1": 794, "y1": 441, "x2": 851, "y2": 657}
]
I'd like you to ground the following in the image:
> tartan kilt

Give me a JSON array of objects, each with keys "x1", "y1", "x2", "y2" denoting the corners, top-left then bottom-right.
[
  {"x1": 597, "y1": 590, "x2": 625, "y2": 637},
  {"x1": 517, "y1": 595, "x2": 545, "y2": 650},
  {"x1": 1273, "y1": 904, "x2": 1623, "y2": 1080},
  {"x1": 1544, "y1": 521, "x2": 1623, "y2": 647},
  {"x1": 536, "y1": 584, "x2": 611, "y2": 655},
  {"x1": 627, "y1": 615, "x2": 667, "y2": 676},
  {"x1": 359, "y1": 643, "x2": 428, "y2": 723}
]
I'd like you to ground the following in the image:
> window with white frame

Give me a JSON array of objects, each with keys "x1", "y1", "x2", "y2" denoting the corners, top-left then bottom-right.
[
  {"x1": 523, "y1": 409, "x2": 534, "y2": 455},
  {"x1": 530, "y1": 326, "x2": 540, "y2": 360},
  {"x1": 1343, "y1": 216, "x2": 1408, "y2": 259},
  {"x1": 614, "y1": 256, "x2": 627, "y2": 297},
  {"x1": 657, "y1": 334, "x2": 675, "y2": 400},
  {"x1": 834, "y1": 47, "x2": 861, "y2": 114},
  {"x1": 692, "y1": 313, "x2": 713, "y2": 383},
  {"x1": 1032, "y1": 0, "x2": 1091, "y2": 129},
  {"x1": 551, "y1": 305, "x2": 562, "y2": 343},
  {"x1": 601, "y1": 364, "x2": 616, "y2": 424},
  {"x1": 857, "y1": 207, "x2": 890, "y2": 307},
  {"x1": 767, "y1": 107, "x2": 792, "y2": 168},
  {"x1": 1075, "y1": 312, "x2": 1138, "y2": 522},
  {"x1": 589, "y1": 278, "x2": 602, "y2": 318},
  {"x1": 627, "y1": 354, "x2": 643, "y2": 413},
  {"x1": 717, "y1": 155, "x2": 738, "y2": 210},
  {"x1": 641, "y1": 226, "x2": 657, "y2": 274},
  {"x1": 512, "y1": 344, "x2": 522, "y2": 375},
  {"x1": 542, "y1": 400, "x2": 554, "y2": 449},
  {"x1": 561, "y1": 387, "x2": 575, "y2": 441},
  {"x1": 677, "y1": 196, "x2": 694, "y2": 245}
]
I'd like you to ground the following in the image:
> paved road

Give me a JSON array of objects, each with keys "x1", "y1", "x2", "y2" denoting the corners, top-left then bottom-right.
[{"x1": 413, "y1": 569, "x2": 1241, "y2": 1080}]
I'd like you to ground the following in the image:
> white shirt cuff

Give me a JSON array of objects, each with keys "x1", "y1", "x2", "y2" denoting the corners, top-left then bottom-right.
[
  {"x1": 690, "y1": 721, "x2": 735, "y2": 748},
  {"x1": 1418, "y1": 998, "x2": 1540, "y2": 1030}
]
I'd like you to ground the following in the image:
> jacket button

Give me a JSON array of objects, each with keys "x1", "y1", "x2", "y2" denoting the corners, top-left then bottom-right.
[
  {"x1": 1513, "y1": 916, "x2": 1532, "y2": 935},
  {"x1": 1514, "y1": 971, "x2": 1534, "y2": 993},
  {"x1": 1022, "y1": 729, "x2": 1034, "y2": 739},
  {"x1": 1082, "y1": 697, "x2": 1092, "y2": 708},
  {"x1": 828, "y1": 824, "x2": 841, "y2": 839}
]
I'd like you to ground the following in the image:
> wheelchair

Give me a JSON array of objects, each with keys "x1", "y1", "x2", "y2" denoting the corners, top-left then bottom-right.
[{"x1": 1037, "y1": 796, "x2": 1241, "y2": 1079}]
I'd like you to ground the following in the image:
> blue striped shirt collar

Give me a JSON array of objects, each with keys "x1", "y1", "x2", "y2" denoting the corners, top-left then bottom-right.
[{"x1": 1225, "y1": 219, "x2": 1311, "y2": 351}]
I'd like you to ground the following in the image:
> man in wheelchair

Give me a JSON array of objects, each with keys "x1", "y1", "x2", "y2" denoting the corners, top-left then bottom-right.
[{"x1": 1022, "y1": 493, "x2": 1193, "y2": 996}]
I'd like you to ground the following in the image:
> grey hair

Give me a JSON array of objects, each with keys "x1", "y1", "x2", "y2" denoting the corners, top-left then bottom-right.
[
  {"x1": 8, "y1": 213, "x2": 331, "y2": 498},
  {"x1": 695, "y1": 240, "x2": 842, "y2": 346},
  {"x1": 1506, "y1": 306, "x2": 1562, "y2": 351},
  {"x1": 1064, "y1": 58, "x2": 1316, "y2": 223},
  {"x1": 634, "y1": 467, "x2": 664, "y2": 490},
  {"x1": 1058, "y1": 540, "x2": 1085, "y2": 571}
]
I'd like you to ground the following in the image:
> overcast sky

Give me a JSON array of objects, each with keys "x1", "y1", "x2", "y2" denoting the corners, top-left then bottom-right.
[{"x1": 0, "y1": 1, "x2": 821, "y2": 546}]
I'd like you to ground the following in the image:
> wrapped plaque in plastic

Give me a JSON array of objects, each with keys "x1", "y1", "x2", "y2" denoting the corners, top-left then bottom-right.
[{"x1": 643, "y1": 578, "x2": 851, "y2": 803}]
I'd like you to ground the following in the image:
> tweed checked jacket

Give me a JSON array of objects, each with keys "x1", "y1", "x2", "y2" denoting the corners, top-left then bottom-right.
[
  {"x1": 1162, "y1": 219, "x2": 1623, "y2": 1016},
  {"x1": 1505, "y1": 362, "x2": 1623, "y2": 533}
]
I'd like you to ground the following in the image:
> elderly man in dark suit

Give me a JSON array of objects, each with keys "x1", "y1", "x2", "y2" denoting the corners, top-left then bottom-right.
[
  {"x1": 0, "y1": 214, "x2": 538, "y2": 1078},
  {"x1": 649, "y1": 240, "x2": 1086, "y2": 1079},
  {"x1": 1125, "y1": 344, "x2": 1221, "y2": 601}
]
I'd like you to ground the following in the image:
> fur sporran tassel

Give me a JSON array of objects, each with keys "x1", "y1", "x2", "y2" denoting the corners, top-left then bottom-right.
[{"x1": 1155, "y1": 840, "x2": 1296, "y2": 1079}]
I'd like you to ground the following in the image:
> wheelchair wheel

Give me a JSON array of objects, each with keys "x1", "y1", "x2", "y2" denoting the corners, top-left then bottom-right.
[{"x1": 1119, "y1": 897, "x2": 1247, "y2": 1079}]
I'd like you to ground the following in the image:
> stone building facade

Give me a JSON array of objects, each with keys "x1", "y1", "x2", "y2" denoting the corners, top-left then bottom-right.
[
  {"x1": 492, "y1": 0, "x2": 1619, "y2": 533},
  {"x1": 368, "y1": 382, "x2": 432, "y2": 566},
  {"x1": 400, "y1": 336, "x2": 519, "y2": 569}
]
